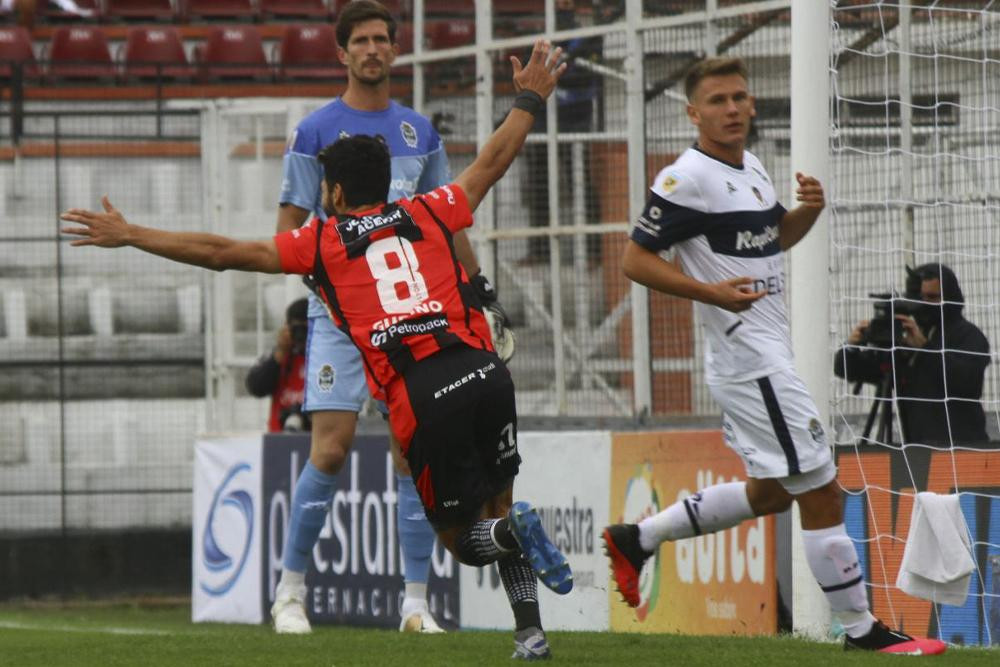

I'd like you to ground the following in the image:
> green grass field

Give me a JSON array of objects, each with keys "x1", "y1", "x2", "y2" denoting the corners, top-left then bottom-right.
[{"x1": 0, "y1": 601, "x2": 996, "y2": 666}]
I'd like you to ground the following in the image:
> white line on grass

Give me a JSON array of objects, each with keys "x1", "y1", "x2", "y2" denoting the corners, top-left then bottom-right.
[{"x1": 0, "y1": 620, "x2": 172, "y2": 636}]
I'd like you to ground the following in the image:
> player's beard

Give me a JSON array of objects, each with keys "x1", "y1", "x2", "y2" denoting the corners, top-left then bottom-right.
[{"x1": 352, "y1": 61, "x2": 389, "y2": 86}]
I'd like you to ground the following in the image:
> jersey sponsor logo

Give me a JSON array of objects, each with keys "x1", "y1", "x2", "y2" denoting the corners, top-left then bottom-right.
[
  {"x1": 752, "y1": 272, "x2": 785, "y2": 296},
  {"x1": 317, "y1": 363, "x2": 335, "y2": 392},
  {"x1": 735, "y1": 224, "x2": 779, "y2": 253},
  {"x1": 370, "y1": 300, "x2": 444, "y2": 332},
  {"x1": 335, "y1": 206, "x2": 413, "y2": 245},
  {"x1": 400, "y1": 120, "x2": 418, "y2": 148},
  {"x1": 369, "y1": 313, "x2": 449, "y2": 347},
  {"x1": 432, "y1": 361, "x2": 497, "y2": 399},
  {"x1": 390, "y1": 177, "x2": 418, "y2": 196}
]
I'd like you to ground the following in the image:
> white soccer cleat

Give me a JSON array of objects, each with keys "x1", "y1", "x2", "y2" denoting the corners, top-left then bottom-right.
[
  {"x1": 271, "y1": 583, "x2": 312, "y2": 635},
  {"x1": 399, "y1": 600, "x2": 445, "y2": 634}
]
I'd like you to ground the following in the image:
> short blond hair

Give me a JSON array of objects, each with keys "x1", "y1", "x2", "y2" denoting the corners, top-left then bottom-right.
[{"x1": 684, "y1": 57, "x2": 749, "y2": 101}]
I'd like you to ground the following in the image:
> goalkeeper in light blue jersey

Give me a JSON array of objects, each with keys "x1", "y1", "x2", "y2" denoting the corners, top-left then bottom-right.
[{"x1": 270, "y1": 0, "x2": 509, "y2": 635}]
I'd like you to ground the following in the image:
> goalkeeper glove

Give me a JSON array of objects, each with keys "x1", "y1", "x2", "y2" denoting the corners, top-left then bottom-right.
[{"x1": 470, "y1": 273, "x2": 516, "y2": 362}]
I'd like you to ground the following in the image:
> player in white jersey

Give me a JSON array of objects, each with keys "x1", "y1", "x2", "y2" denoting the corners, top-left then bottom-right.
[{"x1": 603, "y1": 57, "x2": 945, "y2": 655}]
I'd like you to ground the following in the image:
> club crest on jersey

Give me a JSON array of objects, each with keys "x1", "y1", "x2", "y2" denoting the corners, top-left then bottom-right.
[
  {"x1": 317, "y1": 364, "x2": 335, "y2": 392},
  {"x1": 661, "y1": 174, "x2": 678, "y2": 193},
  {"x1": 400, "y1": 120, "x2": 418, "y2": 148},
  {"x1": 808, "y1": 418, "x2": 826, "y2": 445},
  {"x1": 751, "y1": 186, "x2": 766, "y2": 207}
]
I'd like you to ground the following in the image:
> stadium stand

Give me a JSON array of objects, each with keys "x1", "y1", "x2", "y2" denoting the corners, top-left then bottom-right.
[
  {"x1": 184, "y1": 0, "x2": 258, "y2": 21},
  {"x1": 46, "y1": 25, "x2": 115, "y2": 80},
  {"x1": 195, "y1": 25, "x2": 268, "y2": 81},
  {"x1": 122, "y1": 26, "x2": 192, "y2": 80},
  {"x1": 0, "y1": 26, "x2": 40, "y2": 79},
  {"x1": 427, "y1": 19, "x2": 473, "y2": 50},
  {"x1": 260, "y1": 0, "x2": 331, "y2": 20},
  {"x1": 106, "y1": 0, "x2": 177, "y2": 22},
  {"x1": 277, "y1": 23, "x2": 344, "y2": 80}
]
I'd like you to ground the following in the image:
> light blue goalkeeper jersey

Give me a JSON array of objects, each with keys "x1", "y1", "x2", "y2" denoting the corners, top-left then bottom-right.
[{"x1": 280, "y1": 98, "x2": 451, "y2": 318}]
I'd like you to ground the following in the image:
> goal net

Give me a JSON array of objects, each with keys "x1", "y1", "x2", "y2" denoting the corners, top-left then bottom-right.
[{"x1": 830, "y1": 2, "x2": 1000, "y2": 645}]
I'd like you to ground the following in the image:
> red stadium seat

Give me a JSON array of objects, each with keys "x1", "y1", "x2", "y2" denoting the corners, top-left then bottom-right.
[
  {"x1": 185, "y1": 0, "x2": 258, "y2": 21},
  {"x1": 278, "y1": 24, "x2": 346, "y2": 80},
  {"x1": 123, "y1": 27, "x2": 193, "y2": 80},
  {"x1": 261, "y1": 0, "x2": 331, "y2": 19},
  {"x1": 0, "y1": 26, "x2": 41, "y2": 80},
  {"x1": 427, "y1": 19, "x2": 473, "y2": 50},
  {"x1": 426, "y1": 0, "x2": 473, "y2": 18},
  {"x1": 39, "y1": 0, "x2": 102, "y2": 21},
  {"x1": 106, "y1": 0, "x2": 176, "y2": 21},
  {"x1": 196, "y1": 26, "x2": 269, "y2": 81},
  {"x1": 331, "y1": 0, "x2": 405, "y2": 19},
  {"x1": 47, "y1": 26, "x2": 116, "y2": 81}
]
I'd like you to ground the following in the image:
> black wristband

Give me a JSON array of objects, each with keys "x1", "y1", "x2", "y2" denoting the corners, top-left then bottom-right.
[
  {"x1": 512, "y1": 90, "x2": 544, "y2": 116},
  {"x1": 470, "y1": 272, "x2": 498, "y2": 304}
]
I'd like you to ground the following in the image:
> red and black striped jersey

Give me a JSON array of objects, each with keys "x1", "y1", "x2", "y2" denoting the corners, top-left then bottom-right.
[{"x1": 274, "y1": 184, "x2": 494, "y2": 438}]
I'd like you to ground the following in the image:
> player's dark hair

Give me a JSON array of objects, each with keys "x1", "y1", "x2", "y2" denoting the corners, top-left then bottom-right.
[
  {"x1": 684, "y1": 57, "x2": 749, "y2": 101},
  {"x1": 317, "y1": 135, "x2": 391, "y2": 209},
  {"x1": 285, "y1": 298, "x2": 308, "y2": 323},
  {"x1": 335, "y1": 0, "x2": 397, "y2": 50}
]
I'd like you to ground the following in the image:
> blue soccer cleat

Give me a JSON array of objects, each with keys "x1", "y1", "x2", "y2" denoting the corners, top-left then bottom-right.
[{"x1": 508, "y1": 501, "x2": 573, "y2": 595}]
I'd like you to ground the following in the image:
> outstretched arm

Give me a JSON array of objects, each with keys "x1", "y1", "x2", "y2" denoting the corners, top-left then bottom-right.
[
  {"x1": 61, "y1": 196, "x2": 282, "y2": 273},
  {"x1": 779, "y1": 172, "x2": 825, "y2": 250},
  {"x1": 456, "y1": 39, "x2": 566, "y2": 212},
  {"x1": 622, "y1": 241, "x2": 766, "y2": 313}
]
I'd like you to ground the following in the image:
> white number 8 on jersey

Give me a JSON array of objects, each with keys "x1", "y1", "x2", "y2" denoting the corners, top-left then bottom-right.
[{"x1": 366, "y1": 236, "x2": 429, "y2": 314}]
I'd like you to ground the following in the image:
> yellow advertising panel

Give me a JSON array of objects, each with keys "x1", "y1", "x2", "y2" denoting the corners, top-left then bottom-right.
[{"x1": 609, "y1": 430, "x2": 776, "y2": 635}]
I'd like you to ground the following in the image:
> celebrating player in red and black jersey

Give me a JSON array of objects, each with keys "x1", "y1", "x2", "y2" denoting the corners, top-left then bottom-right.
[{"x1": 62, "y1": 40, "x2": 570, "y2": 660}]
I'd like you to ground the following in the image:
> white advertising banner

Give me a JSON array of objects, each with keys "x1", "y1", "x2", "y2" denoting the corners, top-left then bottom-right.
[
  {"x1": 192, "y1": 434, "x2": 264, "y2": 624},
  {"x1": 460, "y1": 431, "x2": 611, "y2": 631}
]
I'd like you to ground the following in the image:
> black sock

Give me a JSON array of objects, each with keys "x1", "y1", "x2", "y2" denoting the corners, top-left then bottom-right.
[
  {"x1": 498, "y1": 553, "x2": 541, "y2": 631},
  {"x1": 454, "y1": 518, "x2": 516, "y2": 566}
]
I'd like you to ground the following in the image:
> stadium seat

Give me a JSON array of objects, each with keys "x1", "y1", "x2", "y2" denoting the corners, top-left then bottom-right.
[
  {"x1": 196, "y1": 26, "x2": 269, "y2": 81},
  {"x1": 123, "y1": 27, "x2": 193, "y2": 80},
  {"x1": 47, "y1": 26, "x2": 116, "y2": 81},
  {"x1": 261, "y1": 0, "x2": 331, "y2": 19},
  {"x1": 106, "y1": 0, "x2": 176, "y2": 21},
  {"x1": 426, "y1": 0, "x2": 473, "y2": 18},
  {"x1": 427, "y1": 19, "x2": 473, "y2": 50},
  {"x1": 184, "y1": 0, "x2": 258, "y2": 21},
  {"x1": 278, "y1": 24, "x2": 346, "y2": 81},
  {"x1": 0, "y1": 26, "x2": 41, "y2": 80},
  {"x1": 331, "y1": 0, "x2": 404, "y2": 18},
  {"x1": 38, "y1": 0, "x2": 102, "y2": 21}
]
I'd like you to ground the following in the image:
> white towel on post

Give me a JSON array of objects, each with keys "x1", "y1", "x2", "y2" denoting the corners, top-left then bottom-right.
[{"x1": 896, "y1": 492, "x2": 976, "y2": 606}]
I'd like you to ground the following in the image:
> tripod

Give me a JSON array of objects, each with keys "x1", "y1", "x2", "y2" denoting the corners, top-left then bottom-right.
[{"x1": 858, "y1": 372, "x2": 896, "y2": 447}]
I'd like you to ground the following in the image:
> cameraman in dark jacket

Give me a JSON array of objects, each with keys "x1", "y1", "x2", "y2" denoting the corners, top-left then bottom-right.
[
  {"x1": 246, "y1": 298, "x2": 310, "y2": 433},
  {"x1": 834, "y1": 264, "x2": 991, "y2": 445}
]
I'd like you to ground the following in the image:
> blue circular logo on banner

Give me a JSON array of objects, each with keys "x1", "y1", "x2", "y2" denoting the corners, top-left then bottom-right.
[{"x1": 200, "y1": 462, "x2": 254, "y2": 597}]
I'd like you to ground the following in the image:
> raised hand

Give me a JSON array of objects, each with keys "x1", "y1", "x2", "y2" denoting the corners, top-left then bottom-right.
[
  {"x1": 712, "y1": 276, "x2": 767, "y2": 313},
  {"x1": 794, "y1": 172, "x2": 825, "y2": 210},
  {"x1": 510, "y1": 39, "x2": 567, "y2": 99},
  {"x1": 60, "y1": 196, "x2": 131, "y2": 247}
]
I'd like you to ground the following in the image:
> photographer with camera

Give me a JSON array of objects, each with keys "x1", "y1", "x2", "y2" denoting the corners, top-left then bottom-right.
[
  {"x1": 834, "y1": 264, "x2": 991, "y2": 445},
  {"x1": 245, "y1": 298, "x2": 310, "y2": 433}
]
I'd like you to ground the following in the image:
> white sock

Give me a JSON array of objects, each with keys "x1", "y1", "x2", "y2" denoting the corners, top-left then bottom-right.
[
  {"x1": 404, "y1": 582, "x2": 427, "y2": 603},
  {"x1": 637, "y1": 481, "x2": 754, "y2": 552},
  {"x1": 278, "y1": 569, "x2": 305, "y2": 592},
  {"x1": 800, "y1": 523, "x2": 876, "y2": 638}
]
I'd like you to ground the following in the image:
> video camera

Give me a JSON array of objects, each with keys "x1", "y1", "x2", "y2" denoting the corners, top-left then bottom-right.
[{"x1": 862, "y1": 267, "x2": 925, "y2": 348}]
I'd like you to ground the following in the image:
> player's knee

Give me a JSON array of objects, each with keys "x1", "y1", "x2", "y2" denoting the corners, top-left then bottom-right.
[
  {"x1": 453, "y1": 527, "x2": 496, "y2": 567},
  {"x1": 310, "y1": 435, "x2": 351, "y2": 474}
]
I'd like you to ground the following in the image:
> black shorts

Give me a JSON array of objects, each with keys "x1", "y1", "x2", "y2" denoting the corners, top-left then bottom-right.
[{"x1": 401, "y1": 345, "x2": 520, "y2": 529}]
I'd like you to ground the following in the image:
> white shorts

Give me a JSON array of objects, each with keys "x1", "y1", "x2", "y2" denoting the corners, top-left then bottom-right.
[{"x1": 710, "y1": 368, "x2": 834, "y2": 487}]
